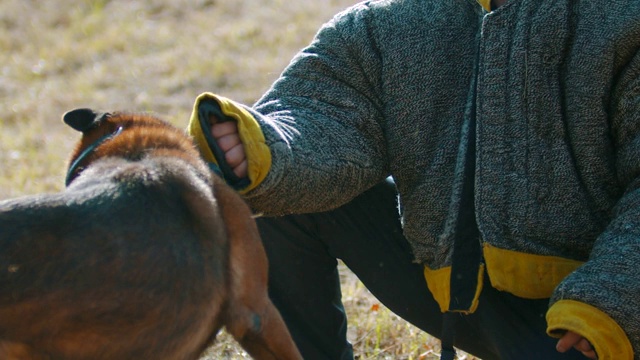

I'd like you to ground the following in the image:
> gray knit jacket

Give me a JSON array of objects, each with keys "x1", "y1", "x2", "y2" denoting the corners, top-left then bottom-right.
[{"x1": 191, "y1": 0, "x2": 640, "y2": 357}]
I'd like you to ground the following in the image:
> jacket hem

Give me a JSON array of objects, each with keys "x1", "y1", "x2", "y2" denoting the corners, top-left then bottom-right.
[
  {"x1": 483, "y1": 243, "x2": 584, "y2": 299},
  {"x1": 423, "y1": 264, "x2": 484, "y2": 314}
]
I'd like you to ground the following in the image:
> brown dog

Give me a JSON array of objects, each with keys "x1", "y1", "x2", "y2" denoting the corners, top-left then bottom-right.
[{"x1": 0, "y1": 109, "x2": 301, "y2": 360}]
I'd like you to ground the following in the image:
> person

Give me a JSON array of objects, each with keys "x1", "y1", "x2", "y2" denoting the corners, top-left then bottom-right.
[{"x1": 187, "y1": 0, "x2": 640, "y2": 359}]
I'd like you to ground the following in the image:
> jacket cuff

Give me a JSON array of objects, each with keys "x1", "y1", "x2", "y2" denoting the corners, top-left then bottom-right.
[
  {"x1": 188, "y1": 92, "x2": 271, "y2": 194},
  {"x1": 546, "y1": 299, "x2": 634, "y2": 360}
]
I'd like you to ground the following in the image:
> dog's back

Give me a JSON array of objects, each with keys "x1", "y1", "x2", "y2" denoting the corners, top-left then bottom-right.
[{"x1": 0, "y1": 112, "x2": 228, "y2": 359}]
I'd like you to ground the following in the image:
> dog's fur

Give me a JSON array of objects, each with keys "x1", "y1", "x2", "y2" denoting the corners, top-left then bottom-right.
[{"x1": 0, "y1": 109, "x2": 301, "y2": 360}]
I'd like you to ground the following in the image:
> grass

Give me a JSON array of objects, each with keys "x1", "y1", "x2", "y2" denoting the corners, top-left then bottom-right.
[{"x1": 1, "y1": 1, "x2": 476, "y2": 358}]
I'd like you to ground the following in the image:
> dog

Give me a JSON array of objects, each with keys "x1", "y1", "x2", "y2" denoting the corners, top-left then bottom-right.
[{"x1": 0, "y1": 109, "x2": 302, "y2": 360}]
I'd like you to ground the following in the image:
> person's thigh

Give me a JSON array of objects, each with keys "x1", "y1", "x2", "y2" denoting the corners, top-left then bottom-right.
[
  {"x1": 465, "y1": 278, "x2": 587, "y2": 360},
  {"x1": 312, "y1": 179, "x2": 497, "y2": 358},
  {"x1": 257, "y1": 214, "x2": 353, "y2": 360},
  {"x1": 257, "y1": 179, "x2": 585, "y2": 360},
  {"x1": 314, "y1": 179, "x2": 444, "y2": 335},
  {"x1": 256, "y1": 179, "x2": 440, "y2": 359}
]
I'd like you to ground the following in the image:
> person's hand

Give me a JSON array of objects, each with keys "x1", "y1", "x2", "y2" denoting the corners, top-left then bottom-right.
[
  {"x1": 210, "y1": 116, "x2": 248, "y2": 178},
  {"x1": 556, "y1": 331, "x2": 597, "y2": 359}
]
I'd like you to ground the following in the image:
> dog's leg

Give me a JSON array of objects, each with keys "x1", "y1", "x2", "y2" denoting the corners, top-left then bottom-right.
[
  {"x1": 212, "y1": 177, "x2": 302, "y2": 360},
  {"x1": 230, "y1": 301, "x2": 301, "y2": 360}
]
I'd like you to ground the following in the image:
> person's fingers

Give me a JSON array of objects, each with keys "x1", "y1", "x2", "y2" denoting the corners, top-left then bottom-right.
[
  {"x1": 233, "y1": 160, "x2": 248, "y2": 179},
  {"x1": 211, "y1": 121, "x2": 238, "y2": 138},
  {"x1": 209, "y1": 120, "x2": 248, "y2": 178},
  {"x1": 575, "y1": 338, "x2": 597, "y2": 359},
  {"x1": 581, "y1": 349, "x2": 597, "y2": 359},
  {"x1": 556, "y1": 331, "x2": 582, "y2": 353},
  {"x1": 216, "y1": 133, "x2": 241, "y2": 152},
  {"x1": 574, "y1": 338, "x2": 593, "y2": 353},
  {"x1": 225, "y1": 143, "x2": 247, "y2": 168},
  {"x1": 557, "y1": 332, "x2": 597, "y2": 359}
]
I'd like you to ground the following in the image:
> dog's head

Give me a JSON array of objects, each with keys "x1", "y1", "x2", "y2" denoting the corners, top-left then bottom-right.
[{"x1": 63, "y1": 108, "x2": 205, "y2": 186}]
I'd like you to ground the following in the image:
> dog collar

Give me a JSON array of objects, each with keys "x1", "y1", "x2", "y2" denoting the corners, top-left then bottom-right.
[{"x1": 65, "y1": 126, "x2": 124, "y2": 187}]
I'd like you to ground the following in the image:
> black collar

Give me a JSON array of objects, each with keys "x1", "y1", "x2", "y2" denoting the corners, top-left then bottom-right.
[{"x1": 65, "y1": 126, "x2": 123, "y2": 186}]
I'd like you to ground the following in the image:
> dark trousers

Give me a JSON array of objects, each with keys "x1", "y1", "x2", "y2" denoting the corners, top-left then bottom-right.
[{"x1": 256, "y1": 179, "x2": 586, "y2": 360}]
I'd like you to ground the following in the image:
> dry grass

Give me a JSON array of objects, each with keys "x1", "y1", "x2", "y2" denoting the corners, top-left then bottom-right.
[{"x1": 1, "y1": 1, "x2": 476, "y2": 359}]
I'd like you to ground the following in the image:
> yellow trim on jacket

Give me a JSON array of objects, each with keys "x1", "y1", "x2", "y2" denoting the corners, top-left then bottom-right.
[
  {"x1": 188, "y1": 92, "x2": 271, "y2": 193},
  {"x1": 482, "y1": 243, "x2": 584, "y2": 299},
  {"x1": 424, "y1": 243, "x2": 585, "y2": 312},
  {"x1": 476, "y1": 0, "x2": 491, "y2": 12},
  {"x1": 423, "y1": 264, "x2": 484, "y2": 313},
  {"x1": 547, "y1": 300, "x2": 634, "y2": 360}
]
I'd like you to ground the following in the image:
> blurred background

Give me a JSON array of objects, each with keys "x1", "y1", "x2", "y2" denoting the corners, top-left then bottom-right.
[{"x1": 0, "y1": 1, "x2": 476, "y2": 358}]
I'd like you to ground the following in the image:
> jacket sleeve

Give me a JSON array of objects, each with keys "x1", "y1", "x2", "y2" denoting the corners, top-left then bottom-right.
[
  {"x1": 547, "y1": 50, "x2": 640, "y2": 360},
  {"x1": 202, "y1": 4, "x2": 389, "y2": 215}
]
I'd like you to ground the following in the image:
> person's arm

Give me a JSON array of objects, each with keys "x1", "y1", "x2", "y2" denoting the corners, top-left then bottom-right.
[
  {"x1": 546, "y1": 50, "x2": 640, "y2": 360},
  {"x1": 189, "y1": 4, "x2": 389, "y2": 215}
]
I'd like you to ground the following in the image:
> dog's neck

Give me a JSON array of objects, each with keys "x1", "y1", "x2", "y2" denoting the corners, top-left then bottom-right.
[{"x1": 65, "y1": 126, "x2": 124, "y2": 187}]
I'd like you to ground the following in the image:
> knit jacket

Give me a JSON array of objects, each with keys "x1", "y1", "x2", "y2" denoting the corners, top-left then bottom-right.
[{"x1": 189, "y1": 0, "x2": 640, "y2": 358}]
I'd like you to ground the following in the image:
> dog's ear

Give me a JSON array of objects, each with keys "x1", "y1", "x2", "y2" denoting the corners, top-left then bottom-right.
[{"x1": 63, "y1": 108, "x2": 110, "y2": 132}]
